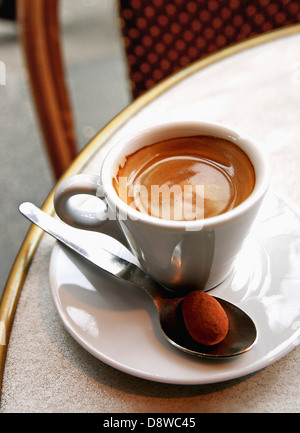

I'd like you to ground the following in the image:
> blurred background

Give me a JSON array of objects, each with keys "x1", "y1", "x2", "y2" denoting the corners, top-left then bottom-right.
[{"x1": 0, "y1": 0, "x2": 131, "y2": 297}]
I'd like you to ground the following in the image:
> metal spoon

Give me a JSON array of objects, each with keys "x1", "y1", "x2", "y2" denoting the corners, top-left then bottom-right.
[{"x1": 19, "y1": 201, "x2": 257, "y2": 359}]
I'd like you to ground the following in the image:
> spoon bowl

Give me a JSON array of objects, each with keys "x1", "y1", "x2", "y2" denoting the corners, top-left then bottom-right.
[
  {"x1": 157, "y1": 295, "x2": 257, "y2": 358},
  {"x1": 19, "y1": 202, "x2": 257, "y2": 359}
]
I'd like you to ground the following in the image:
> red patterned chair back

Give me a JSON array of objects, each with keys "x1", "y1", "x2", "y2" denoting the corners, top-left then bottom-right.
[{"x1": 119, "y1": 0, "x2": 300, "y2": 98}]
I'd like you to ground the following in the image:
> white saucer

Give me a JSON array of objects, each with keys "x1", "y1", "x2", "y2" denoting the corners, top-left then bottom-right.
[{"x1": 49, "y1": 192, "x2": 300, "y2": 384}]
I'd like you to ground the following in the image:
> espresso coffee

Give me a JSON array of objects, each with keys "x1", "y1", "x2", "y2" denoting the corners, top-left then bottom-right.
[{"x1": 113, "y1": 135, "x2": 255, "y2": 221}]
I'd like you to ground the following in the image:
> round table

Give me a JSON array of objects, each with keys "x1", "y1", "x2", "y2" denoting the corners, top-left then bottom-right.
[{"x1": 1, "y1": 24, "x2": 300, "y2": 413}]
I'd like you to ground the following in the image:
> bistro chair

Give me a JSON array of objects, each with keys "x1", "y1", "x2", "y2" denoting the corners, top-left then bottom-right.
[{"x1": 17, "y1": 0, "x2": 300, "y2": 179}]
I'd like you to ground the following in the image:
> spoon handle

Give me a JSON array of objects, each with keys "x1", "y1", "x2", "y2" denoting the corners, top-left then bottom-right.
[{"x1": 19, "y1": 202, "x2": 163, "y2": 300}]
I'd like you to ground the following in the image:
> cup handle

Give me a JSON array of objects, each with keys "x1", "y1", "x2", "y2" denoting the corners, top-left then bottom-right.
[{"x1": 54, "y1": 174, "x2": 108, "y2": 230}]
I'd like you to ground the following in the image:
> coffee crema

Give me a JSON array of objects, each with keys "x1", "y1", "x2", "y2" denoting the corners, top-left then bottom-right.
[{"x1": 113, "y1": 135, "x2": 255, "y2": 221}]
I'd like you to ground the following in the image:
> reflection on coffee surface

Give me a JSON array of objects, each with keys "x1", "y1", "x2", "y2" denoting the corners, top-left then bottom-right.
[{"x1": 113, "y1": 136, "x2": 255, "y2": 221}]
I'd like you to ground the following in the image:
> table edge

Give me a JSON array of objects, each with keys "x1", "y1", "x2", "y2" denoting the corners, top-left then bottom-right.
[{"x1": 1, "y1": 23, "x2": 300, "y2": 394}]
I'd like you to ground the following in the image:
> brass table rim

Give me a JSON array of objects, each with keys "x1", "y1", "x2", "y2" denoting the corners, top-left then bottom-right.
[{"x1": 1, "y1": 23, "x2": 300, "y2": 394}]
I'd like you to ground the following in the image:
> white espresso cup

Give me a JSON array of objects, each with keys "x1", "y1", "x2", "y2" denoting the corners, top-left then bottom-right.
[{"x1": 54, "y1": 122, "x2": 270, "y2": 293}]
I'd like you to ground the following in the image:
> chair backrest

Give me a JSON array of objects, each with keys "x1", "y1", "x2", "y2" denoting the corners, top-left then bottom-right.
[
  {"x1": 118, "y1": 0, "x2": 300, "y2": 98},
  {"x1": 18, "y1": 0, "x2": 300, "y2": 179}
]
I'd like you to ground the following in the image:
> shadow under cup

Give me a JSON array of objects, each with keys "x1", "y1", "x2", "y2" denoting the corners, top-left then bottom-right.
[{"x1": 102, "y1": 122, "x2": 270, "y2": 293}]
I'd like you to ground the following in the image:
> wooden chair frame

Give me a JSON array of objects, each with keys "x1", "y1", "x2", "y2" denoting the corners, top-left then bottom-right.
[{"x1": 18, "y1": 0, "x2": 77, "y2": 179}]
